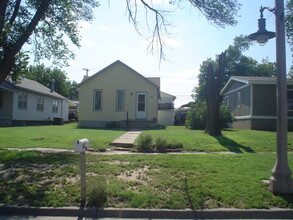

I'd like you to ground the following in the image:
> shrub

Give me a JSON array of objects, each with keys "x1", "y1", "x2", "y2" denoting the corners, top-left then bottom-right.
[
  {"x1": 137, "y1": 135, "x2": 153, "y2": 151},
  {"x1": 185, "y1": 101, "x2": 207, "y2": 129},
  {"x1": 87, "y1": 180, "x2": 108, "y2": 207},
  {"x1": 155, "y1": 137, "x2": 168, "y2": 151},
  {"x1": 185, "y1": 100, "x2": 233, "y2": 130},
  {"x1": 219, "y1": 105, "x2": 233, "y2": 129},
  {"x1": 169, "y1": 142, "x2": 183, "y2": 150},
  {"x1": 106, "y1": 121, "x2": 120, "y2": 129}
]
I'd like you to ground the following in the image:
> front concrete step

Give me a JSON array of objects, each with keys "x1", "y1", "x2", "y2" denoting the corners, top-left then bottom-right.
[{"x1": 121, "y1": 120, "x2": 157, "y2": 129}]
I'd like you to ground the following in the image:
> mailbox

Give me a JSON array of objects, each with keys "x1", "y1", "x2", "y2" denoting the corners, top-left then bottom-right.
[{"x1": 74, "y1": 138, "x2": 90, "y2": 152}]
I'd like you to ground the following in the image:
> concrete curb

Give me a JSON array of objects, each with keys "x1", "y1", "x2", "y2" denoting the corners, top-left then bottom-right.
[{"x1": 0, "y1": 205, "x2": 293, "y2": 219}]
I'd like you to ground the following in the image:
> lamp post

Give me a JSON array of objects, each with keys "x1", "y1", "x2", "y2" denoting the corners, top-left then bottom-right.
[{"x1": 248, "y1": 0, "x2": 293, "y2": 194}]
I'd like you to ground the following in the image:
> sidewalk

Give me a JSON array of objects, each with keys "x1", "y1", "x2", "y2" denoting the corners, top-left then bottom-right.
[
  {"x1": 110, "y1": 130, "x2": 142, "y2": 148},
  {"x1": 0, "y1": 205, "x2": 293, "y2": 219}
]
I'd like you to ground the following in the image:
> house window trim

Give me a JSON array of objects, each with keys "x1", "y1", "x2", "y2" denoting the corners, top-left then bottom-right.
[
  {"x1": 116, "y1": 89, "x2": 125, "y2": 112},
  {"x1": 37, "y1": 96, "x2": 44, "y2": 112},
  {"x1": 237, "y1": 91, "x2": 241, "y2": 109},
  {"x1": 18, "y1": 91, "x2": 27, "y2": 110},
  {"x1": 52, "y1": 99, "x2": 58, "y2": 113},
  {"x1": 93, "y1": 89, "x2": 103, "y2": 111}
]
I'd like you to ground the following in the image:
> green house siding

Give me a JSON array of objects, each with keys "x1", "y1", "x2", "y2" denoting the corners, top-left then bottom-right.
[
  {"x1": 225, "y1": 81, "x2": 246, "y2": 93},
  {"x1": 253, "y1": 84, "x2": 276, "y2": 116}
]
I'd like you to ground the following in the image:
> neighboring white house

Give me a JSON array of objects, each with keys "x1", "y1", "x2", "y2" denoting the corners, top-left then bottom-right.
[
  {"x1": 0, "y1": 78, "x2": 69, "y2": 126},
  {"x1": 158, "y1": 91, "x2": 176, "y2": 126}
]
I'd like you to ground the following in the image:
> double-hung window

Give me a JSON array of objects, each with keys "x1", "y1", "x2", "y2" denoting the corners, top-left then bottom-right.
[
  {"x1": 94, "y1": 90, "x2": 102, "y2": 110},
  {"x1": 37, "y1": 96, "x2": 44, "y2": 112},
  {"x1": 18, "y1": 91, "x2": 27, "y2": 110},
  {"x1": 116, "y1": 90, "x2": 125, "y2": 111},
  {"x1": 52, "y1": 99, "x2": 58, "y2": 113}
]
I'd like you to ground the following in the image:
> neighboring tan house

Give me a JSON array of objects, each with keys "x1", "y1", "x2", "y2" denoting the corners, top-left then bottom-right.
[
  {"x1": 78, "y1": 60, "x2": 161, "y2": 129},
  {"x1": 158, "y1": 91, "x2": 176, "y2": 126},
  {"x1": 0, "y1": 78, "x2": 69, "y2": 126},
  {"x1": 220, "y1": 76, "x2": 293, "y2": 130}
]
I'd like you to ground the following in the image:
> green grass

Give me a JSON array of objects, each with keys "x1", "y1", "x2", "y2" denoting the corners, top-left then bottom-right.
[
  {"x1": 0, "y1": 149, "x2": 292, "y2": 209},
  {"x1": 141, "y1": 126, "x2": 293, "y2": 152},
  {"x1": 1, "y1": 124, "x2": 293, "y2": 152},
  {"x1": 0, "y1": 123, "x2": 125, "y2": 150}
]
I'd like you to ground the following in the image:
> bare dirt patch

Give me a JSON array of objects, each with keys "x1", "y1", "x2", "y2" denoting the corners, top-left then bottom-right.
[
  {"x1": 100, "y1": 160, "x2": 130, "y2": 165},
  {"x1": 118, "y1": 166, "x2": 150, "y2": 185}
]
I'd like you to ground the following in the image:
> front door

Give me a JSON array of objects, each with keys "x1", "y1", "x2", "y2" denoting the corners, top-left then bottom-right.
[{"x1": 136, "y1": 93, "x2": 147, "y2": 119}]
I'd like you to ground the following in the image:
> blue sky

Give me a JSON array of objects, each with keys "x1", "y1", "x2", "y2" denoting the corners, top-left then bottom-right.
[{"x1": 54, "y1": 0, "x2": 292, "y2": 107}]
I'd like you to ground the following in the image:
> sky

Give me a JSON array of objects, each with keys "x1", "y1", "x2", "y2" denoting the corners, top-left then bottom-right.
[{"x1": 38, "y1": 0, "x2": 292, "y2": 108}]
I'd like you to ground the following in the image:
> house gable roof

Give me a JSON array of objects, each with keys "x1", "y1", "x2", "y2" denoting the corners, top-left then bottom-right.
[
  {"x1": 220, "y1": 76, "x2": 293, "y2": 95},
  {"x1": 0, "y1": 78, "x2": 66, "y2": 100},
  {"x1": 160, "y1": 91, "x2": 176, "y2": 100},
  {"x1": 79, "y1": 60, "x2": 160, "y2": 89}
]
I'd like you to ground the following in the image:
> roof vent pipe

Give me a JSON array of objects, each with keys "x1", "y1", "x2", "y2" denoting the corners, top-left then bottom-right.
[{"x1": 51, "y1": 79, "x2": 55, "y2": 93}]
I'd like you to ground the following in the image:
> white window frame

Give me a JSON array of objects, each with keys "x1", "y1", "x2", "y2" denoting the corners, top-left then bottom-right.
[
  {"x1": 18, "y1": 91, "x2": 27, "y2": 110},
  {"x1": 116, "y1": 90, "x2": 125, "y2": 112},
  {"x1": 93, "y1": 90, "x2": 103, "y2": 111},
  {"x1": 52, "y1": 99, "x2": 58, "y2": 113},
  {"x1": 37, "y1": 96, "x2": 44, "y2": 112},
  {"x1": 237, "y1": 91, "x2": 241, "y2": 109}
]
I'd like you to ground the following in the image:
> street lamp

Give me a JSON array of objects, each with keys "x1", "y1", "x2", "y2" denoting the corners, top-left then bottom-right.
[
  {"x1": 248, "y1": 1, "x2": 293, "y2": 194},
  {"x1": 248, "y1": 6, "x2": 276, "y2": 45}
]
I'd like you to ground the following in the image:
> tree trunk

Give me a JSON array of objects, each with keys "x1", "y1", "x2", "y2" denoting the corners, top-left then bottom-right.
[
  {"x1": 0, "y1": 0, "x2": 51, "y2": 83},
  {"x1": 205, "y1": 51, "x2": 226, "y2": 136}
]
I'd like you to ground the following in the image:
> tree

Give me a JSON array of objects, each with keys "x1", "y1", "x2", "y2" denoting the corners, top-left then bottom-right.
[
  {"x1": 194, "y1": 35, "x2": 276, "y2": 100},
  {"x1": 0, "y1": 0, "x2": 99, "y2": 83},
  {"x1": 285, "y1": 0, "x2": 293, "y2": 46},
  {"x1": 205, "y1": 51, "x2": 226, "y2": 136},
  {"x1": 0, "y1": 0, "x2": 241, "y2": 83},
  {"x1": 69, "y1": 81, "x2": 79, "y2": 101},
  {"x1": 26, "y1": 64, "x2": 72, "y2": 99}
]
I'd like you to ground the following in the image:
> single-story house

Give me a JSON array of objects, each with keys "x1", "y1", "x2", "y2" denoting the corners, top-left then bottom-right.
[
  {"x1": 220, "y1": 76, "x2": 293, "y2": 130},
  {"x1": 78, "y1": 60, "x2": 175, "y2": 129},
  {"x1": 0, "y1": 78, "x2": 69, "y2": 126}
]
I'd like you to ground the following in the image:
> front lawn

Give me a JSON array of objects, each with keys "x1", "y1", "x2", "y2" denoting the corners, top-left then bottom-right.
[
  {"x1": 0, "y1": 123, "x2": 125, "y2": 150},
  {"x1": 1, "y1": 124, "x2": 293, "y2": 152},
  {"x1": 141, "y1": 126, "x2": 293, "y2": 152},
  {"x1": 1, "y1": 149, "x2": 292, "y2": 209}
]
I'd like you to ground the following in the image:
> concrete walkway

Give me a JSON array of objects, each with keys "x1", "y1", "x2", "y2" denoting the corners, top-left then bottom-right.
[
  {"x1": 1, "y1": 205, "x2": 293, "y2": 219},
  {"x1": 110, "y1": 130, "x2": 142, "y2": 148}
]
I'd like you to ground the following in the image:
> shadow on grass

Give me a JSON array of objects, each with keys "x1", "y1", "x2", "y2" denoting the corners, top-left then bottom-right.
[
  {"x1": 0, "y1": 150, "x2": 78, "y2": 167},
  {"x1": 183, "y1": 177, "x2": 195, "y2": 210},
  {"x1": 213, "y1": 136, "x2": 255, "y2": 153}
]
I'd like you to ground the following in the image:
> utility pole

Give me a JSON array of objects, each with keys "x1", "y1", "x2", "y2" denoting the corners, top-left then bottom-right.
[{"x1": 83, "y1": 68, "x2": 89, "y2": 76}]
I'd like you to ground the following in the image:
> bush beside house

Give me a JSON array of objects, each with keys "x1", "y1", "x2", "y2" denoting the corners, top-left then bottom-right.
[{"x1": 185, "y1": 101, "x2": 233, "y2": 130}]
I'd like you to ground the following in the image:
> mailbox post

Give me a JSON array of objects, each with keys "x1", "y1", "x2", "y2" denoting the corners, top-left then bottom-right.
[{"x1": 74, "y1": 138, "x2": 89, "y2": 205}]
